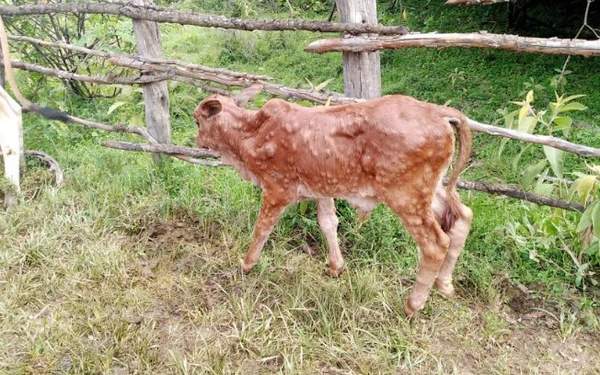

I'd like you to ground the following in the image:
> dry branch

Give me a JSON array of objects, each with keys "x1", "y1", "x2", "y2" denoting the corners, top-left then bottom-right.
[
  {"x1": 454, "y1": 180, "x2": 585, "y2": 212},
  {"x1": 0, "y1": 2, "x2": 408, "y2": 35},
  {"x1": 102, "y1": 140, "x2": 221, "y2": 166},
  {"x1": 446, "y1": 0, "x2": 509, "y2": 5},
  {"x1": 9, "y1": 34, "x2": 349, "y2": 104},
  {"x1": 9, "y1": 35, "x2": 272, "y2": 81},
  {"x1": 103, "y1": 140, "x2": 586, "y2": 212},
  {"x1": 25, "y1": 150, "x2": 64, "y2": 187},
  {"x1": 6, "y1": 60, "x2": 171, "y2": 85},
  {"x1": 306, "y1": 32, "x2": 600, "y2": 56},
  {"x1": 467, "y1": 119, "x2": 600, "y2": 157}
]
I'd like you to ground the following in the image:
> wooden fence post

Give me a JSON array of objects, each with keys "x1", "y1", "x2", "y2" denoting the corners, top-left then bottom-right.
[
  {"x1": 0, "y1": 85, "x2": 22, "y2": 208},
  {"x1": 131, "y1": 0, "x2": 171, "y2": 162},
  {"x1": 335, "y1": 0, "x2": 381, "y2": 99}
]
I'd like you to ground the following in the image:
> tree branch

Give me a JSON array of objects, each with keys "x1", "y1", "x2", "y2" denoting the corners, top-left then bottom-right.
[
  {"x1": 0, "y1": 2, "x2": 409, "y2": 35},
  {"x1": 467, "y1": 119, "x2": 600, "y2": 157},
  {"x1": 102, "y1": 140, "x2": 221, "y2": 166},
  {"x1": 306, "y1": 32, "x2": 600, "y2": 57},
  {"x1": 6, "y1": 60, "x2": 172, "y2": 85},
  {"x1": 453, "y1": 179, "x2": 585, "y2": 212}
]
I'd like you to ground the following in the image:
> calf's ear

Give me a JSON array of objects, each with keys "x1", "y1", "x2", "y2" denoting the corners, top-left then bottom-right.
[
  {"x1": 234, "y1": 84, "x2": 264, "y2": 108},
  {"x1": 196, "y1": 99, "x2": 222, "y2": 119}
]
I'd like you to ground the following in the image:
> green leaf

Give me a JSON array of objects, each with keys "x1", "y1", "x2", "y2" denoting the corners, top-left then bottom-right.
[
  {"x1": 552, "y1": 116, "x2": 573, "y2": 131},
  {"x1": 517, "y1": 116, "x2": 537, "y2": 133},
  {"x1": 107, "y1": 101, "x2": 126, "y2": 115},
  {"x1": 542, "y1": 218, "x2": 559, "y2": 236},
  {"x1": 503, "y1": 110, "x2": 517, "y2": 130},
  {"x1": 314, "y1": 78, "x2": 333, "y2": 91},
  {"x1": 522, "y1": 160, "x2": 547, "y2": 189},
  {"x1": 526, "y1": 89, "x2": 534, "y2": 103},
  {"x1": 518, "y1": 104, "x2": 530, "y2": 121},
  {"x1": 562, "y1": 94, "x2": 586, "y2": 103},
  {"x1": 560, "y1": 102, "x2": 587, "y2": 112},
  {"x1": 593, "y1": 202, "x2": 600, "y2": 238},
  {"x1": 585, "y1": 240, "x2": 600, "y2": 256},
  {"x1": 543, "y1": 146, "x2": 564, "y2": 178},
  {"x1": 496, "y1": 138, "x2": 509, "y2": 157},
  {"x1": 572, "y1": 175, "x2": 597, "y2": 203},
  {"x1": 512, "y1": 144, "x2": 531, "y2": 170},
  {"x1": 534, "y1": 181, "x2": 554, "y2": 196},
  {"x1": 577, "y1": 202, "x2": 595, "y2": 232}
]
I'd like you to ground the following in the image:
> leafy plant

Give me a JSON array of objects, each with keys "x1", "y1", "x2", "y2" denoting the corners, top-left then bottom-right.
[{"x1": 498, "y1": 83, "x2": 599, "y2": 287}]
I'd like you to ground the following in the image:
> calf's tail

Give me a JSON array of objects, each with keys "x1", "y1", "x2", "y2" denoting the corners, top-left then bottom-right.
[{"x1": 439, "y1": 114, "x2": 472, "y2": 232}]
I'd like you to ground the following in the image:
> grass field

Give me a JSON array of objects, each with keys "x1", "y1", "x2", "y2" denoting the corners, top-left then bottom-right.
[{"x1": 2, "y1": 0, "x2": 600, "y2": 373}]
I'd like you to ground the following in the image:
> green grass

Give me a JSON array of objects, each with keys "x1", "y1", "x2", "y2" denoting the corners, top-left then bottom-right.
[{"x1": 2, "y1": 0, "x2": 600, "y2": 373}]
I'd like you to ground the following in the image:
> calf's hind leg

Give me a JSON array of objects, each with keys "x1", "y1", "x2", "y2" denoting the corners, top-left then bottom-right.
[
  {"x1": 387, "y1": 196, "x2": 450, "y2": 317},
  {"x1": 317, "y1": 198, "x2": 344, "y2": 277},
  {"x1": 242, "y1": 193, "x2": 289, "y2": 273}
]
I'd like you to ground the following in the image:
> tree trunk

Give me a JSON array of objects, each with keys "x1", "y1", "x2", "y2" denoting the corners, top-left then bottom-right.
[
  {"x1": 336, "y1": 0, "x2": 381, "y2": 99},
  {"x1": 131, "y1": 0, "x2": 170, "y2": 163}
]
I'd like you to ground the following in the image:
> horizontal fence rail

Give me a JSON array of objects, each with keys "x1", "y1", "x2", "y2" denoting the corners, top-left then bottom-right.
[
  {"x1": 306, "y1": 32, "x2": 600, "y2": 56},
  {"x1": 0, "y1": 2, "x2": 408, "y2": 35},
  {"x1": 6, "y1": 33, "x2": 600, "y2": 159}
]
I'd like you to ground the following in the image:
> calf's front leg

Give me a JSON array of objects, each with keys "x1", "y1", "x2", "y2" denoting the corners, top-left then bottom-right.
[
  {"x1": 242, "y1": 193, "x2": 288, "y2": 273},
  {"x1": 317, "y1": 198, "x2": 344, "y2": 277}
]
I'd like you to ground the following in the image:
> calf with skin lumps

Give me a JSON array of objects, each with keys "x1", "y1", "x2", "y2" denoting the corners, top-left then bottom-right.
[{"x1": 193, "y1": 85, "x2": 473, "y2": 317}]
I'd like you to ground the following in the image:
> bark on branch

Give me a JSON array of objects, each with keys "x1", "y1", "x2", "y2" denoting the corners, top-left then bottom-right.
[
  {"x1": 467, "y1": 119, "x2": 600, "y2": 157},
  {"x1": 306, "y1": 32, "x2": 600, "y2": 57},
  {"x1": 0, "y1": 2, "x2": 408, "y2": 35},
  {"x1": 453, "y1": 179, "x2": 585, "y2": 212},
  {"x1": 102, "y1": 140, "x2": 221, "y2": 166},
  {"x1": 5, "y1": 60, "x2": 171, "y2": 85}
]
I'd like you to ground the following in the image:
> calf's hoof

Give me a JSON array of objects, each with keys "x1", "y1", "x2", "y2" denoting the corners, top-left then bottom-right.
[
  {"x1": 327, "y1": 264, "x2": 344, "y2": 278},
  {"x1": 404, "y1": 296, "x2": 426, "y2": 318},
  {"x1": 435, "y1": 279, "x2": 456, "y2": 298},
  {"x1": 403, "y1": 299, "x2": 418, "y2": 319},
  {"x1": 241, "y1": 260, "x2": 256, "y2": 274}
]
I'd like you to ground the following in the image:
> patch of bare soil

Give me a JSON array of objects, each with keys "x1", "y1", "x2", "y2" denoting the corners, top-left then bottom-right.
[
  {"x1": 429, "y1": 279, "x2": 600, "y2": 374},
  {"x1": 130, "y1": 216, "x2": 208, "y2": 247}
]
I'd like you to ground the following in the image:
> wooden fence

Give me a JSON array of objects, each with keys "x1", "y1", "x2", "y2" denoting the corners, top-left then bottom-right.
[{"x1": 0, "y1": 0, "x2": 598, "y2": 212}]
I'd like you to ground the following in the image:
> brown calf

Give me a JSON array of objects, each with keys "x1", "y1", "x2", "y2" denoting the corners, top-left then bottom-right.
[{"x1": 194, "y1": 87, "x2": 473, "y2": 316}]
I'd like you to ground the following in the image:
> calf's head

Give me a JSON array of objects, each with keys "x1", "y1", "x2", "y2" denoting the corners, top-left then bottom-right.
[{"x1": 193, "y1": 84, "x2": 263, "y2": 153}]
